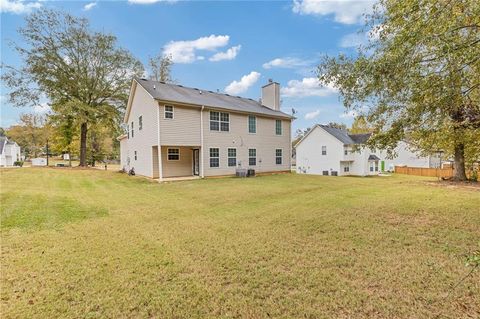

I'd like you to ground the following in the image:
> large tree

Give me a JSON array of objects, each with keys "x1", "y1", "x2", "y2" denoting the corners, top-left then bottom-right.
[
  {"x1": 2, "y1": 9, "x2": 143, "y2": 166},
  {"x1": 318, "y1": 0, "x2": 480, "y2": 180}
]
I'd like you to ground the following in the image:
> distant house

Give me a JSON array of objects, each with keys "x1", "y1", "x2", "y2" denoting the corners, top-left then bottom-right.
[
  {"x1": 119, "y1": 78, "x2": 293, "y2": 179},
  {"x1": 295, "y1": 125, "x2": 441, "y2": 176},
  {"x1": 0, "y1": 136, "x2": 21, "y2": 167}
]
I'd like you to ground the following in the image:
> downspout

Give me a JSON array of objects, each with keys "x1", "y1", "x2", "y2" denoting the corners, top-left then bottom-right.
[
  {"x1": 157, "y1": 104, "x2": 163, "y2": 182},
  {"x1": 200, "y1": 105, "x2": 205, "y2": 178}
]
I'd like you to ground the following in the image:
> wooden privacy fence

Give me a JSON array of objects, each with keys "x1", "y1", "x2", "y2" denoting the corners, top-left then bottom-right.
[{"x1": 394, "y1": 166, "x2": 454, "y2": 178}]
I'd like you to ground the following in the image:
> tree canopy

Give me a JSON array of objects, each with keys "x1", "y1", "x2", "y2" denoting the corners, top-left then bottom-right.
[
  {"x1": 2, "y1": 9, "x2": 144, "y2": 166},
  {"x1": 318, "y1": 0, "x2": 480, "y2": 180}
]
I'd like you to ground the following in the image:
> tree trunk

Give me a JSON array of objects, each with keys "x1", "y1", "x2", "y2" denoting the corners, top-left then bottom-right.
[
  {"x1": 79, "y1": 122, "x2": 88, "y2": 167},
  {"x1": 453, "y1": 141, "x2": 467, "y2": 181}
]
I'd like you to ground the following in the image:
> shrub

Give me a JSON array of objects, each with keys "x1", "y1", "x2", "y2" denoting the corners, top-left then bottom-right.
[{"x1": 13, "y1": 161, "x2": 24, "y2": 167}]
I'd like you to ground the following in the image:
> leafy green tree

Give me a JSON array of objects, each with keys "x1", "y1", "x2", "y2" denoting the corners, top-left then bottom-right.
[
  {"x1": 349, "y1": 116, "x2": 372, "y2": 134},
  {"x1": 5, "y1": 113, "x2": 51, "y2": 158},
  {"x1": 327, "y1": 122, "x2": 347, "y2": 130},
  {"x1": 2, "y1": 9, "x2": 144, "y2": 166},
  {"x1": 318, "y1": 0, "x2": 480, "y2": 180}
]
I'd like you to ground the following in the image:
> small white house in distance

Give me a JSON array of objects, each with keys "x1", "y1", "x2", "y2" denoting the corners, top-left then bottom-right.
[
  {"x1": 295, "y1": 125, "x2": 441, "y2": 176},
  {"x1": 0, "y1": 136, "x2": 21, "y2": 167},
  {"x1": 31, "y1": 158, "x2": 48, "y2": 167}
]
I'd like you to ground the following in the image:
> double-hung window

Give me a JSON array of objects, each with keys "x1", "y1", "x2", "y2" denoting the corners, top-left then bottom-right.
[
  {"x1": 210, "y1": 111, "x2": 229, "y2": 131},
  {"x1": 275, "y1": 149, "x2": 282, "y2": 165},
  {"x1": 164, "y1": 105, "x2": 174, "y2": 119},
  {"x1": 228, "y1": 148, "x2": 236, "y2": 167},
  {"x1": 249, "y1": 149, "x2": 256, "y2": 166},
  {"x1": 134, "y1": 151, "x2": 137, "y2": 161},
  {"x1": 167, "y1": 148, "x2": 179, "y2": 161},
  {"x1": 127, "y1": 125, "x2": 130, "y2": 139},
  {"x1": 131, "y1": 122, "x2": 134, "y2": 138},
  {"x1": 210, "y1": 148, "x2": 219, "y2": 167},
  {"x1": 248, "y1": 115, "x2": 256, "y2": 134},
  {"x1": 344, "y1": 166, "x2": 350, "y2": 172},
  {"x1": 322, "y1": 146, "x2": 327, "y2": 155},
  {"x1": 275, "y1": 120, "x2": 282, "y2": 135},
  {"x1": 139, "y1": 116, "x2": 143, "y2": 130}
]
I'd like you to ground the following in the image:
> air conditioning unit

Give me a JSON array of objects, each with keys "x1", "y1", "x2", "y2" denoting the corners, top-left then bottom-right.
[{"x1": 236, "y1": 168, "x2": 247, "y2": 177}]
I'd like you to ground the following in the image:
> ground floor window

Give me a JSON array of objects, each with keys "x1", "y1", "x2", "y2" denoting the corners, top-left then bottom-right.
[
  {"x1": 228, "y1": 148, "x2": 236, "y2": 167},
  {"x1": 210, "y1": 148, "x2": 219, "y2": 167},
  {"x1": 275, "y1": 149, "x2": 282, "y2": 165},
  {"x1": 134, "y1": 151, "x2": 137, "y2": 161},
  {"x1": 249, "y1": 148, "x2": 256, "y2": 166},
  {"x1": 344, "y1": 166, "x2": 349, "y2": 172},
  {"x1": 167, "y1": 148, "x2": 180, "y2": 161}
]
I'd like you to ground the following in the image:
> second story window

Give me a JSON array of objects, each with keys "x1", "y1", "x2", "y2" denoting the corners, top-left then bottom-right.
[
  {"x1": 127, "y1": 125, "x2": 130, "y2": 139},
  {"x1": 134, "y1": 151, "x2": 137, "y2": 160},
  {"x1": 275, "y1": 120, "x2": 282, "y2": 135},
  {"x1": 322, "y1": 146, "x2": 327, "y2": 155},
  {"x1": 165, "y1": 105, "x2": 174, "y2": 119},
  {"x1": 131, "y1": 122, "x2": 134, "y2": 138},
  {"x1": 249, "y1": 148, "x2": 256, "y2": 166},
  {"x1": 210, "y1": 111, "x2": 230, "y2": 132},
  {"x1": 248, "y1": 115, "x2": 256, "y2": 134},
  {"x1": 139, "y1": 116, "x2": 143, "y2": 130},
  {"x1": 344, "y1": 149, "x2": 348, "y2": 155}
]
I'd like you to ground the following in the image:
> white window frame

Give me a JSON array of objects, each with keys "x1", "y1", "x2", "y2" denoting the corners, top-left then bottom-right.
[
  {"x1": 138, "y1": 115, "x2": 143, "y2": 130},
  {"x1": 322, "y1": 146, "x2": 327, "y2": 155},
  {"x1": 131, "y1": 121, "x2": 134, "y2": 138},
  {"x1": 248, "y1": 115, "x2": 256, "y2": 134},
  {"x1": 134, "y1": 150, "x2": 137, "y2": 161},
  {"x1": 209, "y1": 147, "x2": 220, "y2": 168},
  {"x1": 275, "y1": 148, "x2": 283, "y2": 165},
  {"x1": 248, "y1": 148, "x2": 256, "y2": 166},
  {"x1": 344, "y1": 165, "x2": 350, "y2": 173},
  {"x1": 164, "y1": 105, "x2": 174, "y2": 119},
  {"x1": 209, "y1": 111, "x2": 230, "y2": 132},
  {"x1": 227, "y1": 148, "x2": 237, "y2": 167},
  {"x1": 275, "y1": 120, "x2": 282, "y2": 136},
  {"x1": 167, "y1": 148, "x2": 180, "y2": 161}
]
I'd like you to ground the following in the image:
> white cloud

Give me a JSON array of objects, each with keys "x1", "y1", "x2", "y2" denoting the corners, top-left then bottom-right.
[
  {"x1": 292, "y1": 0, "x2": 374, "y2": 25},
  {"x1": 339, "y1": 110, "x2": 357, "y2": 118},
  {"x1": 225, "y1": 71, "x2": 261, "y2": 95},
  {"x1": 33, "y1": 102, "x2": 51, "y2": 114},
  {"x1": 262, "y1": 57, "x2": 309, "y2": 69},
  {"x1": 209, "y1": 45, "x2": 241, "y2": 62},
  {"x1": 83, "y1": 2, "x2": 97, "y2": 11},
  {"x1": 0, "y1": 0, "x2": 42, "y2": 14},
  {"x1": 163, "y1": 35, "x2": 230, "y2": 63},
  {"x1": 128, "y1": 0, "x2": 176, "y2": 4},
  {"x1": 339, "y1": 32, "x2": 367, "y2": 48},
  {"x1": 281, "y1": 77, "x2": 337, "y2": 98},
  {"x1": 305, "y1": 109, "x2": 321, "y2": 120}
]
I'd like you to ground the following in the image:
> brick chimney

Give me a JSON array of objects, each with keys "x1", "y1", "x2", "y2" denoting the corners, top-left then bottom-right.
[{"x1": 261, "y1": 79, "x2": 280, "y2": 111}]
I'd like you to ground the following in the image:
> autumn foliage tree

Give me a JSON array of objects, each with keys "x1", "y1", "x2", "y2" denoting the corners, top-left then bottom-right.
[
  {"x1": 2, "y1": 9, "x2": 144, "y2": 166},
  {"x1": 318, "y1": 0, "x2": 480, "y2": 180}
]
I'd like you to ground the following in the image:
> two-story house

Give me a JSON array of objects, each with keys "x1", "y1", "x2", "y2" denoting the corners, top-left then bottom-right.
[
  {"x1": 119, "y1": 78, "x2": 293, "y2": 180},
  {"x1": 0, "y1": 136, "x2": 21, "y2": 167},
  {"x1": 295, "y1": 125, "x2": 441, "y2": 176}
]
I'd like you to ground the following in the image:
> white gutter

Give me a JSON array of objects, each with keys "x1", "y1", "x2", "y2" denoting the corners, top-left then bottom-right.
[
  {"x1": 200, "y1": 105, "x2": 205, "y2": 178},
  {"x1": 157, "y1": 104, "x2": 163, "y2": 182}
]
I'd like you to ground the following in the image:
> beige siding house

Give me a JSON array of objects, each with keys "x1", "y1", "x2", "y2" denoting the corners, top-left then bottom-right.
[{"x1": 119, "y1": 78, "x2": 293, "y2": 180}]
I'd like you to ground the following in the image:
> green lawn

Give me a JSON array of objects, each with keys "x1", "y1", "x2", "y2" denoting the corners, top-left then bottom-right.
[{"x1": 1, "y1": 168, "x2": 479, "y2": 318}]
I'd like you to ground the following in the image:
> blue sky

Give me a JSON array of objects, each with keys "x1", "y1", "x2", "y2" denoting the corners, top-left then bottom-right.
[{"x1": 1, "y1": 0, "x2": 375, "y2": 134}]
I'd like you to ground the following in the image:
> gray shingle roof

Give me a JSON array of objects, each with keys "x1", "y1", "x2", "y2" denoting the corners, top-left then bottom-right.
[
  {"x1": 135, "y1": 78, "x2": 293, "y2": 119},
  {"x1": 368, "y1": 154, "x2": 381, "y2": 161},
  {"x1": 0, "y1": 137, "x2": 5, "y2": 155},
  {"x1": 318, "y1": 125, "x2": 371, "y2": 145}
]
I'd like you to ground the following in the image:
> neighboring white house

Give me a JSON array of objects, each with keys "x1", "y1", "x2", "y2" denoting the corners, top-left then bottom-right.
[
  {"x1": 0, "y1": 136, "x2": 21, "y2": 167},
  {"x1": 295, "y1": 125, "x2": 441, "y2": 176},
  {"x1": 119, "y1": 78, "x2": 293, "y2": 180}
]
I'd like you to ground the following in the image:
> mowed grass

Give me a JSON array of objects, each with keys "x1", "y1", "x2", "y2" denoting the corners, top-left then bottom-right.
[{"x1": 1, "y1": 168, "x2": 479, "y2": 318}]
